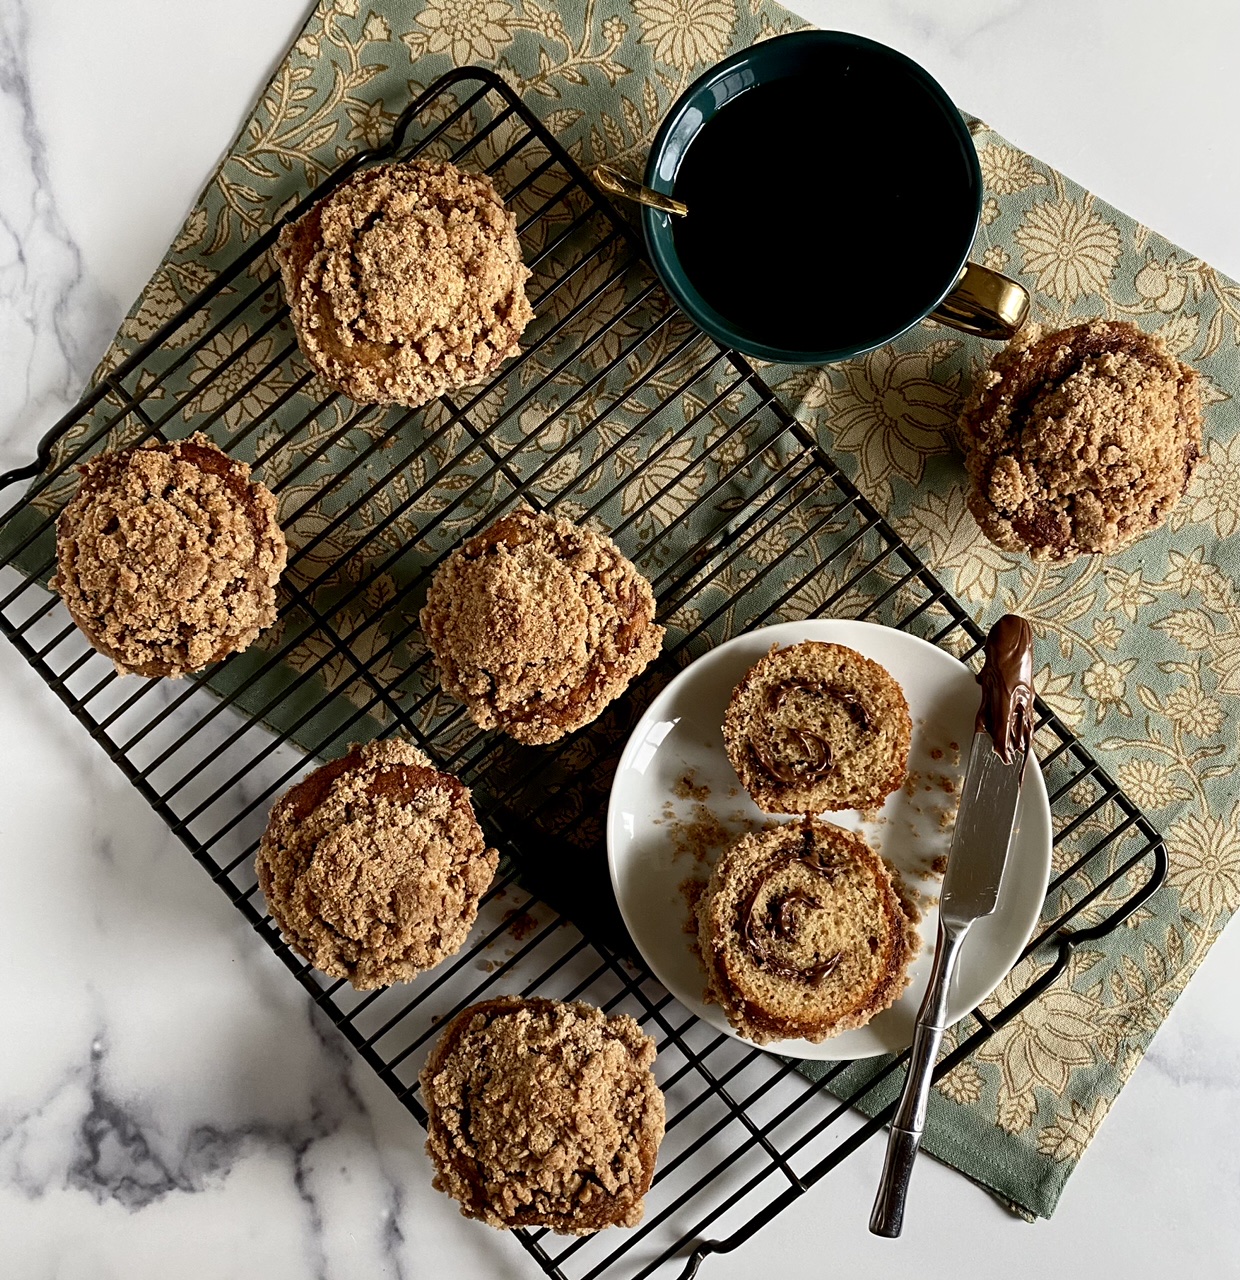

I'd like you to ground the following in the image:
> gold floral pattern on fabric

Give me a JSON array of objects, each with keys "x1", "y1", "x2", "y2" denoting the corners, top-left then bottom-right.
[
  {"x1": 894, "y1": 484, "x2": 1013, "y2": 604},
  {"x1": 184, "y1": 328, "x2": 293, "y2": 430},
  {"x1": 1035, "y1": 1096, "x2": 1111, "y2": 1163},
  {"x1": 784, "y1": 343, "x2": 960, "y2": 500},
  {"x1": 1167, "y1": 811, "x2": 1240, "y2": 923},
  {"x1": 632, "y1": 0, "x2": 736, "y2": 70},
  {"x1": 408, "y1": 0, "x2": 517, "y2": 64},
  {"x1": 1177, "y1": 433, "x2": 1240, "y2": 536},
  {"x1": 1013, "y1": 188, "x2": 1122, "y2": 306},
  {"x1": 976, "y1": 143, "x2": 1048, "y2": 196}
]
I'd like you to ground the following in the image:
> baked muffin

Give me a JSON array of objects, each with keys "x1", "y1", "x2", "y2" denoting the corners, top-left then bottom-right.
[
  {"x1": 696, "y1": 821, "x2": 918, "y2": 1045},
  {"x1": 51, "y1": 433, "x2": 286, "y2": 678},
  {"x1": 420, "y1": 507, "x2": 665, "y2": 745},
  {"x1": 421, "y1": 996, "x2": 665, "y2": 1234},
  {"x1": 958, "y1": 319, "x2": 1202, "y2": 561},
  {"x1": 256, "y1": 739, "x2": 498, "y2": 989},
  {"x1": 723, "y1": 641, "x2": 911, "y2": 814},
  {"x1": 276, "y1": 159, "x2": 534, "y2": 407}
]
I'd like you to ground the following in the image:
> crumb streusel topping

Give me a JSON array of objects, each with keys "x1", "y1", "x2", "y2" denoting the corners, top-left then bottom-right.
[
  {"x1": 420, "y1": 507, "x2": 664, "y2": 745},
  {"x1": 52, "y1": 433, "x2": 286, "y2": 678},
  {"x1": 276, "y1": 159, "x2": 534, "y2": 407},
  {"x1": 256, "y1": 739, "x2": 498, "y2": 989},
  {"x1": 958, "y1": 319, "x2": 1202, "y2": 561},
  {"x1": 421, "y1": 996, "x2": 665, "y2": 1234}
]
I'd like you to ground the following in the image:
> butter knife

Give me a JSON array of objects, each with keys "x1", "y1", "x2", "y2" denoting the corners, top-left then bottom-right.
[{"x1": 869, "y1": 613, "x2": 1035, "y2": 1238}]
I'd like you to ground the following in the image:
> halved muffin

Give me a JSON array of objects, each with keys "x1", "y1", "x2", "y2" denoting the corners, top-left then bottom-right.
[
  {"x1": 723, "y1": 641, "x2": 911, "y2": 814},
  {"x1": 696, "y1": 821, "x2": 918, "y2": 1044}
]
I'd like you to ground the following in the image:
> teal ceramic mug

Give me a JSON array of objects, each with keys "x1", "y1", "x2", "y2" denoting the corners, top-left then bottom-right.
[{"x1": 636, "y1": 31, "x2": 1028, "y2": 364}]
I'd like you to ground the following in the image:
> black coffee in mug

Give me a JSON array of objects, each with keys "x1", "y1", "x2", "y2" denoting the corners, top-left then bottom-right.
[
  {"x1": 670, "y1": 44, "x2": 979, "y2": 356},
  {"x1": 638, "y1": 32, "x2": 1027, "y2": 362}
]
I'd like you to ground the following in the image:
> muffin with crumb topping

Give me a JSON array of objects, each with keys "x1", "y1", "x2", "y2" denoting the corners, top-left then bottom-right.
[
  {"x1": 276, "y1": 158, "x2": 534, "y2": 407},
  {"x1": 420, "y1": 507, "x2": 664, "y2": 745},
  {"x1": 256, "y1": 739, "x2": 498, "y2": 989},
  {"x1": 958, "y1": 319, "x2": 1202, "y2": 561},
  {"x1": 52, "y1": 433, "x2": 286, "y2": 678},
  {"x1": 421, "y1": 996, "x2": 665, "y2": 1233}
]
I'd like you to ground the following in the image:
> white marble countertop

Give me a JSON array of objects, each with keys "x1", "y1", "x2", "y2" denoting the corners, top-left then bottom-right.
[{"x1": 2, "y1": 0, "x2": 1239, "y2": 1275}]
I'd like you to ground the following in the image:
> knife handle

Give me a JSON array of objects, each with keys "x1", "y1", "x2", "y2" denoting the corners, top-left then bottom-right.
[
  {"x1": 869, "y1": 921, "x2": 969, "y2": 1238},
  {"x1": 869, "y1": 1021, "x2": 942, "y2": 1236}
]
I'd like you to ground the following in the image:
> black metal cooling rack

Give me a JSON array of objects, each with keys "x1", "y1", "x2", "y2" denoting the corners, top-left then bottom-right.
[{"x1": 0, "y1": 67, "x2": 1166, "y2": 1279}]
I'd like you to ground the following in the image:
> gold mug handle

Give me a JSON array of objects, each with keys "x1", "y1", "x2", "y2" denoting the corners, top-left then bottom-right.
[{"x1": 928, "y1": 262, "x2": 1030, "y2": 340}]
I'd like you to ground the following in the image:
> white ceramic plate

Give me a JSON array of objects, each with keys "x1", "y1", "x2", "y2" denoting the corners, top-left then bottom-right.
[{"x1": 607, "y1": 619, "x2": 1052, "y2": 1060}]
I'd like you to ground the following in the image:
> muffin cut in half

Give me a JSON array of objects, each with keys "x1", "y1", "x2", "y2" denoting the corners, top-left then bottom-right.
[
  {"x1": 958, "y1": 318, "x2": 1202, "y2": 561},
  {"x1": 420, "y1": 996, "x2": 665, "y2": 1234},
  {"x1": 420, "y1": 507, "x2": 665, "y2": 745},
  {"x1": 723, "y1": 641, "x2": 911, "y2": 814},
  {"x1": 52, "y1": 433, "x2": 286, "y2": 678},
  {"x1": 276, "y1": 158, "x2": 534, "y2": 407},
  {"x1": 696, "y1": 821, "x2": 919, "y2": 1044},
  {"x1": 256, "y1": 739, "x2": 498, "y2": 989}
]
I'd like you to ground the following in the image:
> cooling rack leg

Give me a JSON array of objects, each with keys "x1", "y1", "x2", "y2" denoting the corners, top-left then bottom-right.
[{"x1": 676, "y1": 1238, "x2": 731, "y2": 1279}]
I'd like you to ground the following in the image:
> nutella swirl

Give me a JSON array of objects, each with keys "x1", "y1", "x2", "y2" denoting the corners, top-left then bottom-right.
[
  {"x1": 976, "y1": 614, "x2": 1035, "y2": 764},
  {"x1": 767, "y1": 888, "x2": 823, "y2": 940},
  {"x1": 748, "y1": 730, "x2": 832, "y2": 784},
  {"x1": 747, "y1": 680, "x2": 871, "y2": 787},
  {"x1": 767, "y1": 679, "x2": 871, "y2": 731},
  {"x1": 738, "y1": 834, "x2": 844, "y2": 986}
]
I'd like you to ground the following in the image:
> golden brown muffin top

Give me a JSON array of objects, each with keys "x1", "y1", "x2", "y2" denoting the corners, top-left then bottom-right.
[
  {"x1": 420, "y1": 507, "x2": 664, "y2": 745},
  {"x1": 52, "y1": 433, "x2": 286, "y2": 678},
  {"x1": 255, "y1": 739, "x2": 498, "y2": 989},
  {"x1": 420, "y1": 996, "x2": 665, "y2": 1234},
  {"x1": 276, "y1": 159, "x2": 534, "y2": 407},
  {"x1": 958, "y1": 319, "x2": 1202, "y2": 561}
]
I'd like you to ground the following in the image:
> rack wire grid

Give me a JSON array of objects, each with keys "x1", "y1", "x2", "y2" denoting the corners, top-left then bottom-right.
[{"x1": 0, "y1": 67, "x2": 1166, "y2": 1280}]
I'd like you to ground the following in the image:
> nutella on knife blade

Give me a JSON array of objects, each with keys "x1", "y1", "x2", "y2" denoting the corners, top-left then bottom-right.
[{"x1": 975, "y1": 614, "x2": 1035, "y2": 764}]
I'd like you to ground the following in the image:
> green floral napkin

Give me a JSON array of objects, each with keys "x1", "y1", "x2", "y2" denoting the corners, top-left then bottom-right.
[{"x1": 13, "y1": 0, "x2": 1240, "y2": 1222}]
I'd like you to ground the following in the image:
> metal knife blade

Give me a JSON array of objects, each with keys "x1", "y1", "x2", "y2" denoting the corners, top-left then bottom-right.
[
  {"x1": 938, "y1": 731, "x2": 1027, "y2": 927},
  {"x1": 869, "y1": 613, "x2": 1036, "y2": 1238},
  {"x1": 939, "y1": 612, "x2": 1037, "y2": 927}
]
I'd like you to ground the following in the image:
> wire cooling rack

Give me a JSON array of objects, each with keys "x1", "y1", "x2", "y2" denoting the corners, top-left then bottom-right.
[{"x1": 0, "y1": 68, "x2": 1165, "y2": 1279}]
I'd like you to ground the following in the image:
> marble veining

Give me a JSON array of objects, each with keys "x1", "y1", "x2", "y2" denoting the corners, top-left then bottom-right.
[
  {"x1": 0, "y1": 0, "x2": 116, "y2": 473},
  {"x1": 68, "y1": 1038, "x2": 240, "y2": 1210},
  {"x1": 4, "y1": 1019, "x2": 346, "y2": 1215}
]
